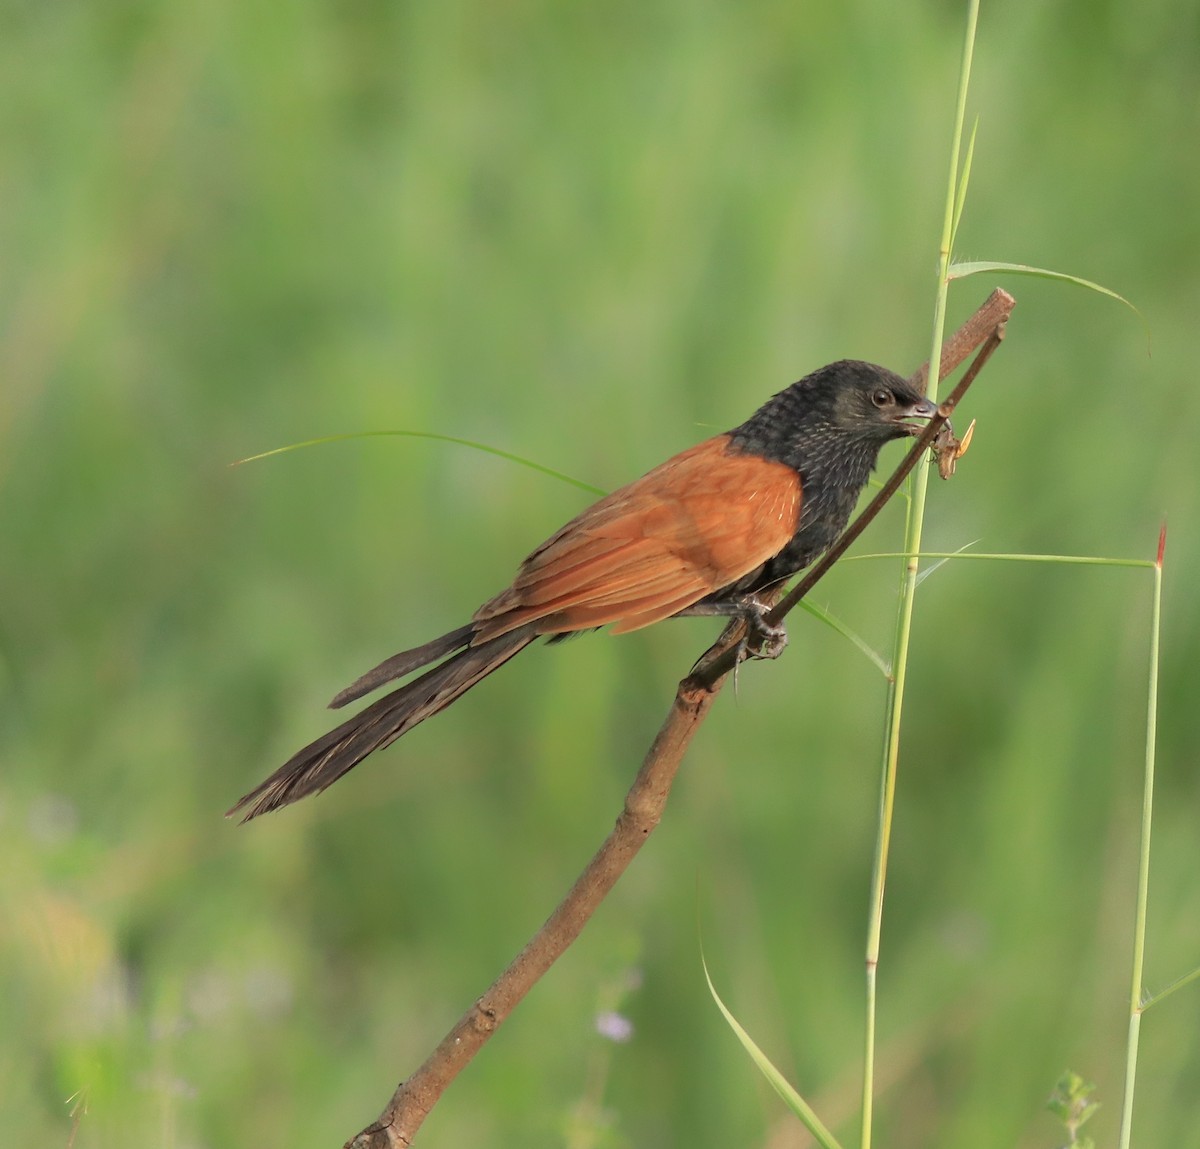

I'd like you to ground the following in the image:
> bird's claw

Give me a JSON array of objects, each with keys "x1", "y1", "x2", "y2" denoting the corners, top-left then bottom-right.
[{"x1": 737, "y1": 600, "x2": 789, "y2": 663}]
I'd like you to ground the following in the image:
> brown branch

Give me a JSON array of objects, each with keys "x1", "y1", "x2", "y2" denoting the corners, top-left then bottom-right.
[
  {"x1": 908, "y1": 287, "x2": 1016, "y2": 394},
  {"x1": 346, "y1": 658, "x2": 736, "y2": 1149},
  {"x1": 343, "y1": 288, "x2": 1016, "y2": 1149}
]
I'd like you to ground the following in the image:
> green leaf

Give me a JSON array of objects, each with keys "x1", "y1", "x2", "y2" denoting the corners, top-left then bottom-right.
[
  {"x1": 231, "y1": 430, "x2": 607, "y2": 496},
  {"x1": 701, "y1": 953, "x2": 844, "y2": 1149},
  {"x1": 1047, "y1": 1071, "x2": 1100, "y2": 1146},
  {"x1": 1140, "y1": 963, "x2": 1200, "y2": 1011},
  {"x1": 799, "y1": 600, "x2": 891, "y2": 678},
  {"x1": 947, "y1": 260, "x2": 1146, "y2": 343},
  {"x1": 949, "y1": 115, "x2": 980, "y2": 251},
  {"x1": 914, "y1": 539, "x2": 981, "y2": 586},
  {"x1": 846, "y1": 550, "x2": 1157, "y2": 571}
]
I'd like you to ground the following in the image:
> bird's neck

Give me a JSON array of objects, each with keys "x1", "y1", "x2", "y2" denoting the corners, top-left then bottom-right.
[
  {"x1": 787, "y1": 429, "x2": 878, "y2": 546},
  {"x1": 728, "y1": 398, "x2": 887, "y2": 578},
  {"x1": 730, "y1": 392, "x2": 884, "y2": 500}
]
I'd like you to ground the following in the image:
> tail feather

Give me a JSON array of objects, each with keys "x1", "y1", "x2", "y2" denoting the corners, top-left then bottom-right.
[
  {"x1": 228, "y1": 626, "x2": 535, "y2": 821},
  {"x1": 329, "y1": 624, "x2": 474, "y2": 708}
]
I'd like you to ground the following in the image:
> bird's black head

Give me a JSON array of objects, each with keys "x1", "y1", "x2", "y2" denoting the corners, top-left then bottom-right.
[
  {"x1": 785, "y1": 359, "x2": 935, "y2": 444},
  {"x1": 830, "y1": 360, "x2": 936, "y2": 440},
  {"x1": 722, "y1": 360, "x2": 937, "y2": 587},
  {"x1": 730, "y1": 359, "x2": 936, "y2": 472}
]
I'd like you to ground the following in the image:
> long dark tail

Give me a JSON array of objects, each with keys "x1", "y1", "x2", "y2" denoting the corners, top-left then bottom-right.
[{"x1": 227, "y1": 624, "x2": 536, "y2": 821}]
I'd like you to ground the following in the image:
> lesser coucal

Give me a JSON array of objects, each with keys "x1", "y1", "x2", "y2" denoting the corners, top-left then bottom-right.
[{"x1": 230, "y1": 359, "x2": 935, "y2": 821}]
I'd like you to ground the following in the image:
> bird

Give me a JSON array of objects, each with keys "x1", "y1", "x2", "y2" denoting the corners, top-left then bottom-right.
[{"x1": 229, "y1": 359, "x2": 936, "y2": 822}]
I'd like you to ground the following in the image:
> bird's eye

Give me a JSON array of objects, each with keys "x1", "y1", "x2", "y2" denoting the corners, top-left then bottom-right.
[{"x1": 871, "y1": 388, "x2": 893, "y2": 408}]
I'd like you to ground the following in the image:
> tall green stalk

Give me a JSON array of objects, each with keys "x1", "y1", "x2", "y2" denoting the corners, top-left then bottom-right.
[
  {"x1": 860, "y1": 3, "x2": 980, "y2": 1146},
  {"x1": 1117, "y1": 528, "x2": 1165, "y2": 1149}
]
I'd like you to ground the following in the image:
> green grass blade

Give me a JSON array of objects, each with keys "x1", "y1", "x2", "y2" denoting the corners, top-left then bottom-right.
[
  {"x1": 862, "y1": 4, "x2": 981, "y2": 1144},
  {"x1": 1139, "y1": 964, "x2": 1200, "y2": 1012},
  {"x1": 1117, "y1": 525, "x2": 1165, "y2": 1149},
  {"x1": 231, "y1": 430, "x2": 607, "y2": 495},
  {"x1": 949, "y1": 115, "x2": 980, "y2": 250},
  {"x1": 860, "y1": 5, "x2": 983, "y2": 1143},
  {"x1": 948, "y1": 260, "x2": 1144, "y2": 325},
  {"x1": 846, "y1": 550, "x2": 1157, "y2": 570},
  {"x1": 914, "y1": 539, "x2": 980, "y2": 586},
  {"x1": 799, "y1": 601, "x2": 891, "y2": 678},
  {"x1": 701, "y1": 954, "x2": 844, "y2": 1149},
  {"x1": 237, "y1": 431, "x2": 899, "y2": 673}
]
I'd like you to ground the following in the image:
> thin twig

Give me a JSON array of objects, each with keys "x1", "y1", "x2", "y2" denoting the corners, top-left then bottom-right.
[{"x1": 343, "y1": 289, "x2": 1014, "y2": 1149}]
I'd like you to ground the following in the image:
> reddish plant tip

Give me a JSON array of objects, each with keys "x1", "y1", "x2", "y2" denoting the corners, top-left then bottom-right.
[{"x1": 1157, "y1": 521, "x2": 1167, "y2": 567}]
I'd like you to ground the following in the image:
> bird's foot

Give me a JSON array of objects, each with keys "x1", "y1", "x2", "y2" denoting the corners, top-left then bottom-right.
[
  {"x1": 681, "y1": 595, "x2": 788, "y2": 684},
  {"x1": 737, "y1": 598, "x2": 788, "y2": 663}
]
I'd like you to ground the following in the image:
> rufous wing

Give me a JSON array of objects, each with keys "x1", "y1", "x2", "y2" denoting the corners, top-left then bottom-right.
[{"x1": 472, "y1": 434, "x2": 801, "y2": 641}]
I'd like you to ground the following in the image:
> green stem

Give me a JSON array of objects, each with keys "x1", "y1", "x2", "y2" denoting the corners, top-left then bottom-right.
[
  {"x1": 1117, "y1": 532, "x2": 1164, "y2": 1149},
  {"x1": 861, "y1": 4, "x2": 979, "y2": 1146},
  {"x1": 847, "y1": 552, "x2": 1157, "y2": 570}
]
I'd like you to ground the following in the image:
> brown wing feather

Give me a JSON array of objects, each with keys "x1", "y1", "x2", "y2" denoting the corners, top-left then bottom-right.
[
  {"x1": 473, "y1": 434, "x2": 801, "y2": 641},
  {"x1": 510, "y1": 535, "x2": 627, "y2": 591}
]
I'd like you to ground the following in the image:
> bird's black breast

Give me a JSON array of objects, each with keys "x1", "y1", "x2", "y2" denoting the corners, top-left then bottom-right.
[
  {"x1": 727, "y1": 471, "x2": 863, "y2": 595},
  {"x1": 705, "y1": 443, "x2": 877, "y2": 601}
]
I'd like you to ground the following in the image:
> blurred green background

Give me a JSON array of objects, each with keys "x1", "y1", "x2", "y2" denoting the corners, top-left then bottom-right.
[{"x1": 3, "y1": 1, "x2": 1199, "y2": 1146}]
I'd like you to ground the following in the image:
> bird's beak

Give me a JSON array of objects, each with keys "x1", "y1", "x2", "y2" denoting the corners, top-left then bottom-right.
[{"x1": 892, "y1": 396, "x2": 938, "y2": 435}]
